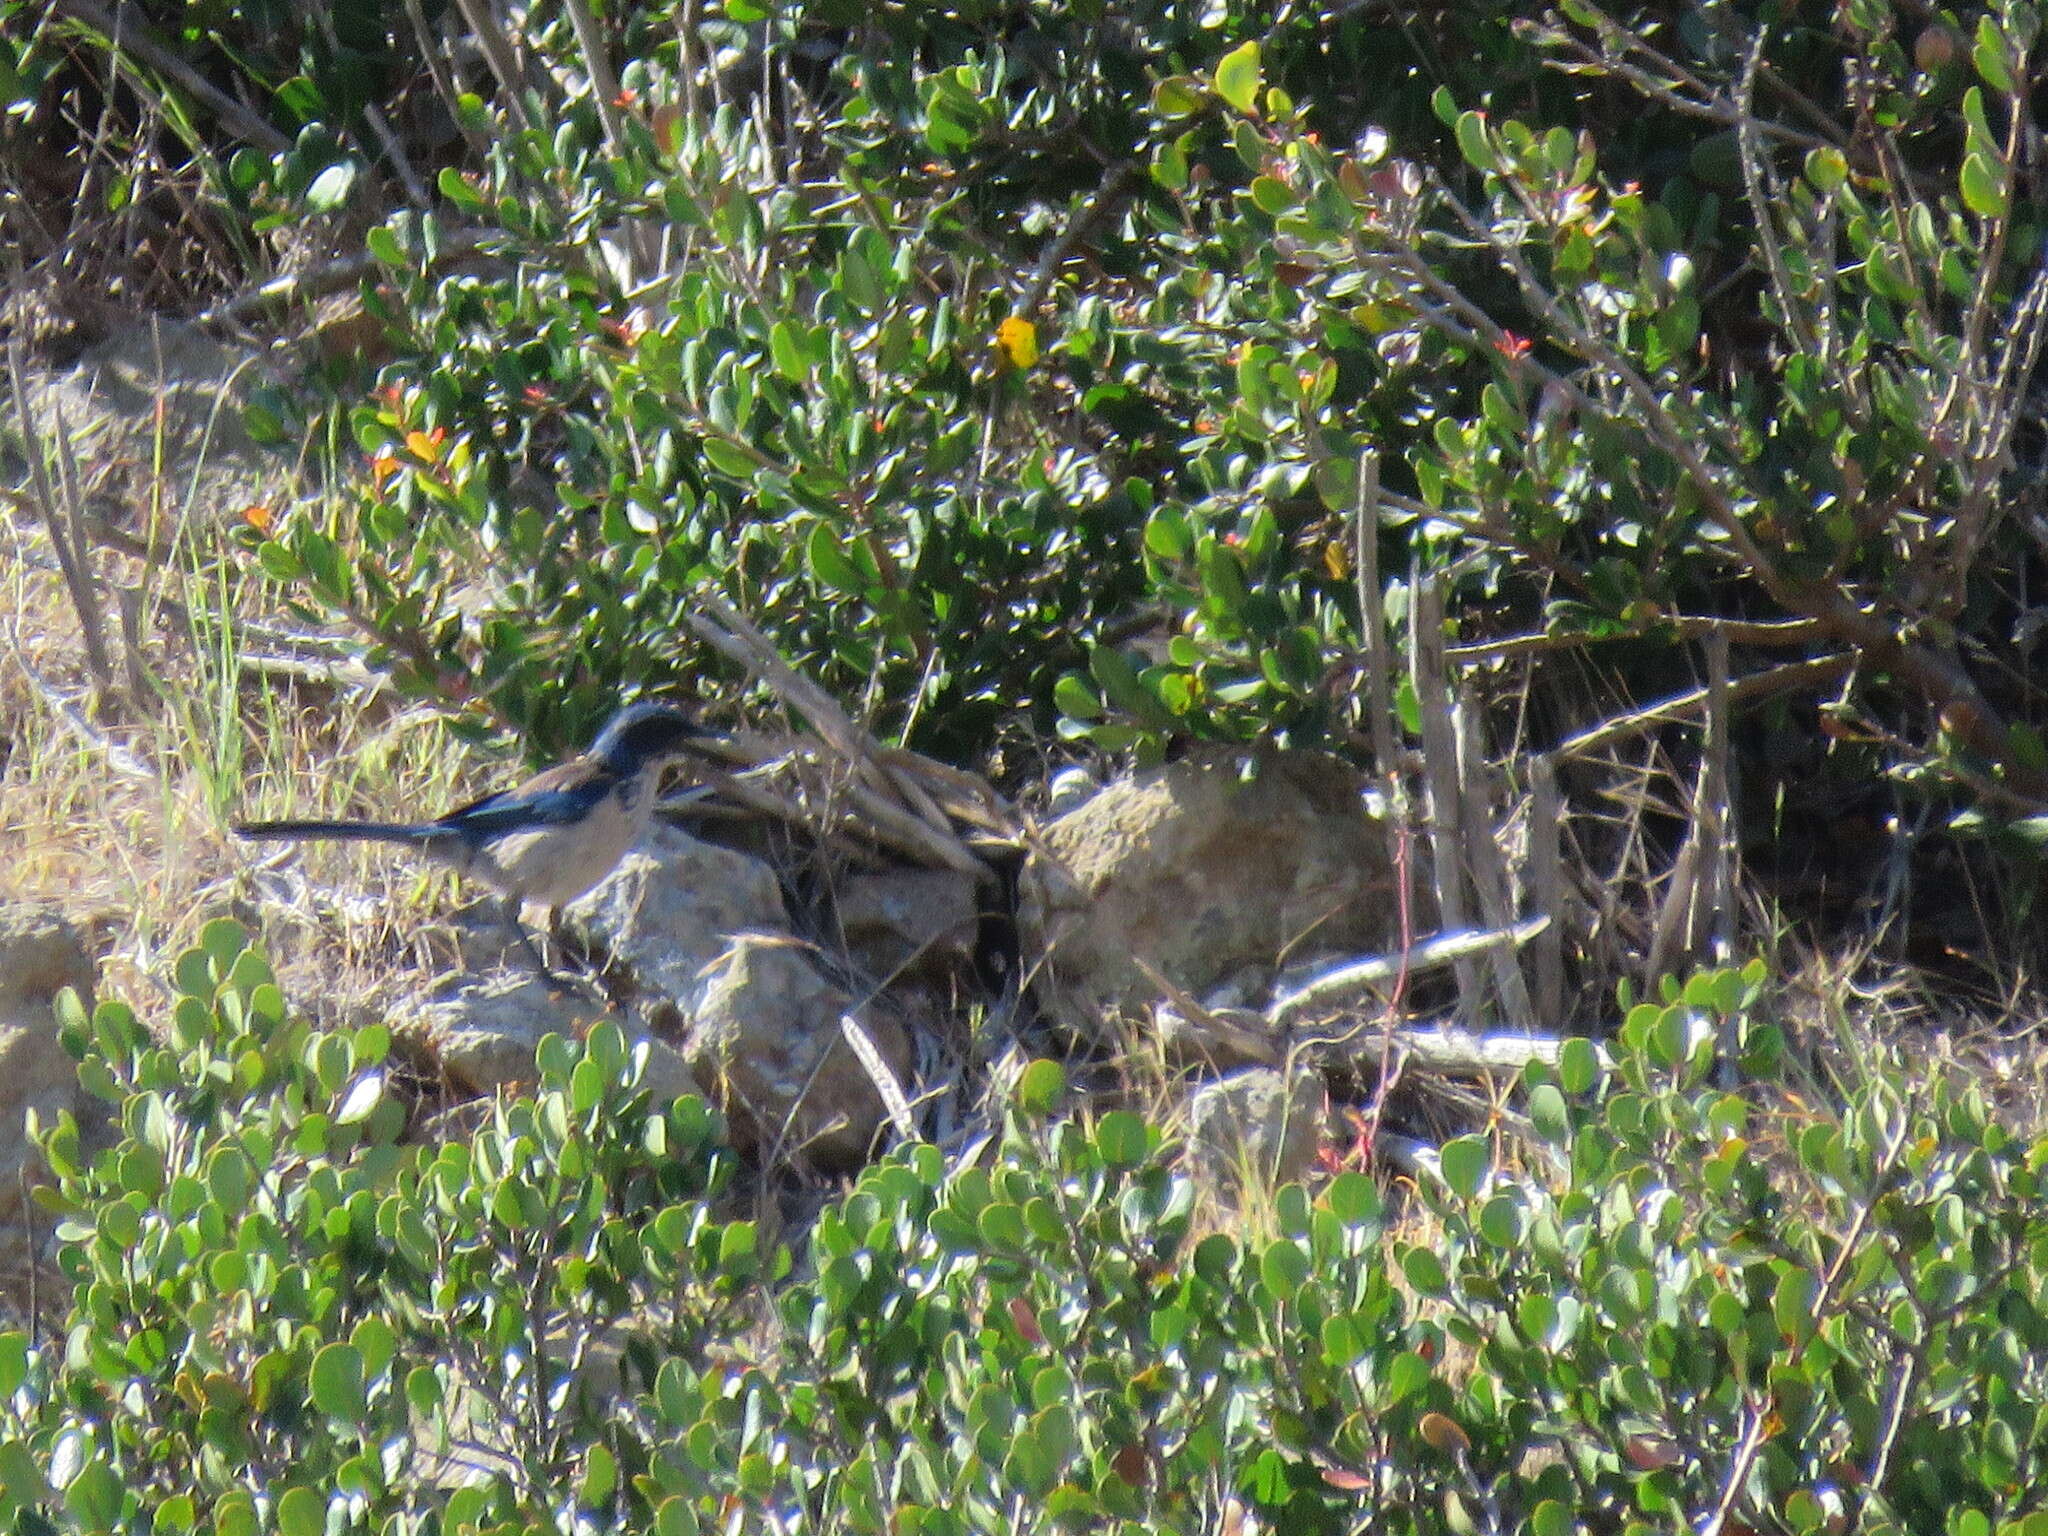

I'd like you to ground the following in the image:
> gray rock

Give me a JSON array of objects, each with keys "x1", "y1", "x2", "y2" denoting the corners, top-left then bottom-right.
[
  {"x1": 0, "y1": 905, "x2": 95, "y2": 1020},
  {"x1": 402, "y1": 826, "x2": 912, "y2": 1167},
  {"x1": 399, "y1": 968, "x2": 703, "y2": 1106},
  {"x1": 566, "y1": 825, "x2": 792, "y2": 1006},
  {"x1": 834, "y1": 867, "x2": 980, "y2": 981},
  {"x1": 1185, "y1": 1068, "x2": 1322, "y2": 1200},
  {"x1": 399, "y1": 974, "x2": 620, "y2": 1095},
  {"x1": 684, "y1": 934, "x2": 909, "y2": 1167},
  {"x1": 1018, "y1": 750, "x2": 1405, "y2": 1033},
  {"x1": 0, "y1": 906, "x2": 96, "y2": 1257}
]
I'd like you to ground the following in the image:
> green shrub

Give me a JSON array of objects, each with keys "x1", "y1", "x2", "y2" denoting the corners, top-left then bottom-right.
[
  {"x1": 225, "y1": 0, "x2": 1537, "y2": 758},
  {"x1": 2, "y1": 918, "x2": 749, "y2": 1531},
  {"x1": 1054, "y1": 4, "x2": 2048, "y2": 780},
  {"x1": 32, "y1": 0, "x2": 2048, "y2": 797},
  {"x1": 8, "y1": 935, "x2": 2048, "y2": 1532}
]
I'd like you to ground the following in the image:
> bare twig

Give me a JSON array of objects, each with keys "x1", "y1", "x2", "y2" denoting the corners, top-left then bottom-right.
[
  {"x1": 1454, "y1": 684, "x2": 1537, "y2": 1022},
  {"x1": 1735, "y1": 31, "x2": 1821, "y2": 366},
  {"x1": 1644, "y1": 812, "x2": 1704, "y2": 987},
  {"x1": 195, "y1": 227, "x2": 494, "y2": 326},
  {"x1": 688, "y1": 589, "x2": 876, "y2": 769},
  {"x1": 1402, "y1": 156, "x2": 2045, "y2": 791},
  {"x1": 402, "y1": 0, "x2": 492, "y2": 158},
  {"x1": 1529, "y1": 2, "x2": 1850, "y2": 156},
  {"x1": 446, "y1": 0, "x2": 536, "y2": 137},
  {"x1": 1019, "y1": 160, "x2": 1143, "y2": 317},
  {"x1": 840, "y1": 1014, "x2": 917, "y2": 1142},
  {"x1": 1445, "y1": 615, "x2": 1825, "y2": 667},
  {"x1": 1411, "y1": 571, "x2": 1480, "y2": 1015},
  {"x1": 1703, "y1": 631, "x2": 1738, "y2": 1075},
  {"x1": 563, "y1": 0, "x2": 627, "y2": 157},
  {"x1": 1529, "y1": 756, "x2": 1563, "y2": 1027},
  {"x1": 46, "y1": 0, "x2": 293, "y2": 155},
  {"x1": 1363, "y1": 1025, "x2": 1569, "y2": 1076},
  {"x1": 685, "y1": 590, "x2": 991, "y2": 874},
  {"x1": 6, "y1": 339, "x2": 115, "y2": 700},
  {"x1": 1268, "y1": 918, "x2": 1549, "y2": 1029},
  {"x1": 1352, "y1": 449, "x2": 1400, "y2": 784},
  {"x1": 2, "y1": 639, "x2": 152, "y2": 781},
  {"x1": 1695, "y1": 1399, "x2": 1772, "y2": 1536},
  {"x1": 1553, "y1": 654, "x2": 1854, "y2": 760}
]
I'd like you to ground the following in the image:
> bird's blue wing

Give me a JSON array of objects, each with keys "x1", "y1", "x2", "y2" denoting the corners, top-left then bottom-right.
[{"x1": 437, "y1": 761, "x2": 617, "y2": 842}]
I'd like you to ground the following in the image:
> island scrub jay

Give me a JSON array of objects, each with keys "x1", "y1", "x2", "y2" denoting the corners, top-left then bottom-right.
[{"x1": 235, "y1": 701, "x2": 712, "y2": 979}]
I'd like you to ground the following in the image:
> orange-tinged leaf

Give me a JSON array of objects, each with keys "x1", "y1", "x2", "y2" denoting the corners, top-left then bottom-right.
[
  {"x1": 995, "y1": 315, "x2": 1039, "y2": 370},
  {"x1": 241, "y1": 504, "x2": 274, "y2": 532},
  {"x1": 404, "y1": 428, "x2": 444, "y2": 463},
  {"x1": 1419, "y1": 1412, "x2": 1469, "y2": 1454},
  {"x1": 652, "y1": 104, "x2": 682, "y2": 157},
  {"x1": 1320, "y1": 1465, "x2": 1372, "y2": 1490}
]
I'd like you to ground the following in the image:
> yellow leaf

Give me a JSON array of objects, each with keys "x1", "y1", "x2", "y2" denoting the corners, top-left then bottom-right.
[
  {"x1": 995, "y1": 315, "x2": 1039, "y2": 370},
  {"x1": 1418, "y1": 1412, "x2": 1470, "y2": 1454},
  {"x1": 405, "y1": 428, "x2": 444, "y2": 463},
  {"x1": 1323, "y1": 540, "x2": 1350, "y2": 580}
]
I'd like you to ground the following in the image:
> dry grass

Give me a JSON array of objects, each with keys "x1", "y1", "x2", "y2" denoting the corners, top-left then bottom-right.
[{"x1": 0, "y1": 470, "x2": 511, "y2": 1014}]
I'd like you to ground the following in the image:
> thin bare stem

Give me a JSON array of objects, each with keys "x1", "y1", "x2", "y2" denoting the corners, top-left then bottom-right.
[{"x1": 1352, "y1": 450, "x2": 1400, "y2": 784}]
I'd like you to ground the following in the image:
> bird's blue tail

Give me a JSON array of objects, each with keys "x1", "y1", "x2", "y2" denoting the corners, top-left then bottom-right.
[{"x1": 233, "y1": 819, "x2": 446, "y2": 845}]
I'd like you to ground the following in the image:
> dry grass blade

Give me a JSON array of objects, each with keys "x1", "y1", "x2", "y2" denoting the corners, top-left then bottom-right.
[
  {"x1": 840, "y1": 1013, "x2": 918, "y2": 1143},
  {"x1": 6, "y1": 337, "x2": 115, "y2": 702}
]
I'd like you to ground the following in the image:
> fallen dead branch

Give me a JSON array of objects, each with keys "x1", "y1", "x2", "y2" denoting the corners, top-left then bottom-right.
[
  {"x1": 1267, "y1": 917, "x2": 1550, "y2": 1029},
  {"x1": 683, "y1": 590, "x2": 1017, "y2": 881},
  {"x1": 1552, "y1": 652, "x2": 1854, "y2": 760}
]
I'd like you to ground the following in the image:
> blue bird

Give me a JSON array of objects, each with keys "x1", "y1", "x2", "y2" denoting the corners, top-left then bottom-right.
[{"x1": 235, "y1": 702, "x2": 713, "y2": 980}]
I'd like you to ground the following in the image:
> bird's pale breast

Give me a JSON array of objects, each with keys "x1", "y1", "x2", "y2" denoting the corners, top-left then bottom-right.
[{"x1": 482, "y1": 775, "x2": 654, "y2": 908}]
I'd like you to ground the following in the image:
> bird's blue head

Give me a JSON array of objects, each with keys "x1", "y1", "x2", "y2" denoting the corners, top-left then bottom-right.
[{"x1": 587, "y1": 702, "x2": 711, "y2": 773}]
